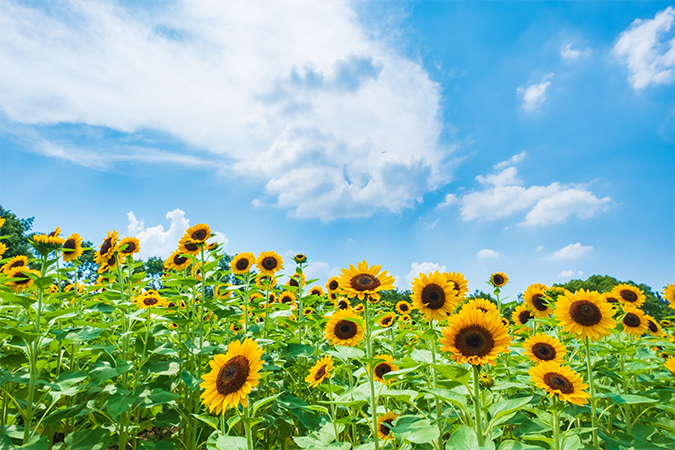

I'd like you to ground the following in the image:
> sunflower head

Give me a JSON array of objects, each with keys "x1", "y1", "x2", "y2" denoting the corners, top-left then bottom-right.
[
  {"x1": 377, "y1": 412, "x2": 399, "y2": 441},
  {"x1": 661, "y1": 320, "x2": 673, "y2": 329},
  {"x1": 662, "y1": 283, "x2": 675, "y2": 309},
  {"x1": 293, "y1": 254, "x2": 307, "y2": 264},
  {"x1": 646, "y1": 317, "x2": 664, "y2": 337},
  {"x1": 410, "y1": 271, "x2": 459, "y2": 322},
  {"x1": 286, "y1": 273, "x2": 305, "y2": 289},
  {"x1": 396, "y1": 300, "x2": 413, "y2": 314},
  {"x1": 256, "y1": 251, "x2": 284, "y2": 277},
  {"x1": 5, "y1": 266, "x2": 39, "y2": 292},
  {"x1": 200, "y1": 338, "x2": 264, "y2": 414},
  {"x1": 523, "y1": 333, "x2": 567, "y2": 364},
  {"x1": 278, "y1": 291, "x2": 298, "y2": 309},
  {"x1": 32, "y1": 228, "x2": 66, "y2": 254},
  {"x1": 231, "y1": 252, "x2": 255, "y2": 275},
  {"x1": 177, "y1": 235, "x2": 200, "y2": 256},
  {"x1": 512, "y1": 304, "x2": 533, "y2": 328},
  {"x1": 379, "y1": 312, "x2": 396, "y2": 328},
  {"x1": 353, "y1": 303, "x2": 364, "y2": 313},
  {"x1": 440, "y1": 308, "x2": 511, "y2": 366},
  {"x1": 666, "y1": 356, "x2": 675, "y2": 376},
  {"x1": 2, "y1": 255, "x2": 29, "y2": 273},
  {"x1": 216, "y1": 284, "x2": 233, "y2": 300},
  {"x1": 118, "y1": 237, "x2": 141, "y2": 258},
  {"x1": 554, "y1": 289, "x2": 616, "y2": 341},
  {"x1": 134, "y1": 292, "x2": 167, "y2": 309},
  {"x1": 303, "y1": 307, "x2": 315, "y2": 316},
  {"x1": 165, "y1": 249, "x2": 192, "y2": 271},
  {"x1": 445, "y1": 272, "x2": 469, "y2": 299},
  {"x1": 524, "y1": 284, "x2": 552, "y2": 318},
  {"x1": 373, "y1": 355, "x2": 398, "y2": 384},
  {"x1": 305, "y1": 355, "x2": 334, "y2": 387},
  {"x1": 620, "y1": 306, "x2": 649, "y2": 336},
  {"x1": 308, "y1": 286, "x2": 324, "y2": 297},
  {"x1": 325, "y1": 276, "x2": 341, "y2": 294},
  {"x1": 62, "y1": 233, "x2": 84, "y2": 262},
  {"x1": 479, "y1": 372, "x2": 495, "y2": 388},
  {"x1": 325, "y1": 309, "x2": 364, "y2": 347},
  {"x1": 529, "y1": 361, "x2": 590, "y2": 406},
  {"x1": 490, "y1": 272, "x2": 508, "y2": 288},
  {"x1": 612, "y1": 284, "x2": 646, "y2": 308},
  {"x1": 184, "y1": 223, "x2": 211, "y2": 244},
  {"x1": 94, "y1": 230, "x2": 119, "y2": 265},
  {"x1": 337, "y1": 260, "x2": 395, "y2": 301},
  {"x1": 461, "y1": 298, "x2": 499, "y2": 316}
]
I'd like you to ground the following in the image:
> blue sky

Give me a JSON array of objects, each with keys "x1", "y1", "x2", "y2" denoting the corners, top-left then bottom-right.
[{"x1": 1, "y1": 0, "x2": 673, "y2": 296}]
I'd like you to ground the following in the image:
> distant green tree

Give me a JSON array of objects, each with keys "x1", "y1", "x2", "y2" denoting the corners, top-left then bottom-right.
[{"x1": 0, "y1": 205, "x2": 34, "y2": 259}]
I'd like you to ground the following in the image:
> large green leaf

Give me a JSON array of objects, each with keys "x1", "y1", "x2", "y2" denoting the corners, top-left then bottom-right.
[
  {"x1": 64, "y1": 428, "x2": 112, "y2": 450},
  {"x1": 390, "y1": 415, "x2": 439, "y2": 444}
]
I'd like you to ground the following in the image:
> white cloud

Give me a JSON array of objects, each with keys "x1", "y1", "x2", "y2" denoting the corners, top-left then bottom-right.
[
  {"x1": 0, "y1": 0, "x2": 449, "y2": 220},
  {"x1": 476, "y1": 249, "x2": 500, "y2": 259},
  {"x1": 405, "y1": 261, "x2": 447, "y2": 284},
  {"x1": 127, "y1": 208, "x2": 228, "y2": 259},
  {"x1": 454, "y1": 166, "x2": 611, "y2": 226},
  {"x1": 437, "y1": 193, "x2": 458, "y2": 209},
  {"x1": 517, "y1": 73, "x2": 554, "y2": 111},
  {"x1": 493, "y1": 150, "x2": 527, "y2": 170},
  {"x1": 548, "y1": 242, "x2": 593, "y2": 260},
  {"x1": 558, "y1": 270, "x2": 584, "y2": 279},
  {"x1": 613, "y1": 6, "x2": 675, "y2": 90},
  {"x1": 535, "y1": 245, "x2": 544, "y2": 252},
  {"x1": 303, "y1": 261, "x2": 340, "y2": 286},
  {"x1": 425, "y1": 218, "x2": 440, "y2": 229},
  {"x1": 560, "y1": 42, "x2": 592, "y2": 61}
]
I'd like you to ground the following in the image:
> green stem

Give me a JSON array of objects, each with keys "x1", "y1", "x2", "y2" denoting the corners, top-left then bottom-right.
[
  {"x1": 552, "y1": 404, "x2": 561, "y2": 450},
  {"x1": 328, "y1": 375, "x2": 340, "y2": 443},
  {"x1": 584, "y1": 337, "x2": 599, "y2": 449},
  {"x1": 364, "y1": 298, "x2": 380, "y2": 450},
  {"x1": 429, "y1": 321, "x2": 442, "y2": 447},
  {"x1": 472, "y1": 365, "x2": 484, "y2": 447},
  {"x1": 244, "y1": 406, "x2": 254, "y2": 450}
]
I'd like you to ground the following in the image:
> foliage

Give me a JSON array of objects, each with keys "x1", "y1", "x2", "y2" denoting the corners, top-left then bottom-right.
[{"x1": 0, "y1": 206, "x2": 34, "y2": 259}]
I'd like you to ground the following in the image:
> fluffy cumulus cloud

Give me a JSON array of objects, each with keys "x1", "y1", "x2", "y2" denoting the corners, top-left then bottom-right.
[
  {"x1": 0, "y1": 0, "x2": 447, "y2": 220},
  {"x1": 560, "y1": 42, "x2": 592, "y2": 61},
  {"x1": 476, "y1": 249, "x2": 500, "y2": 259},
  {"x1": 558, "y1": 270, "x2": 584, "y2": 279},
  {"x1": 440, "y1": 153, "x2": 612, "y2": 226},
  {"x1": 405, "y1": 261, "x2": 447, "y2": 284},
  {"x1": 127, "y1": 209, "x2": 228, "y2": 259},
  {"x1": 548, "y1": 243, "x2": 593, "y2": 260},
  {"x1": 613, "y1": 6, "x2": 675, "y2": 90},
  {"x1": 517, "y1": 73, "x2": 554, "y2": 112}
]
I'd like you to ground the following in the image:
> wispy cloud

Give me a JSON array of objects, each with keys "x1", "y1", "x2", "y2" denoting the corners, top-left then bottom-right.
[
  {"x1": 517, "y1": 73, "x2": 554, "y2": 112},
  {"x1": 613, "y1": 6, "x2": 675, "y2": 90},
  {"x1": 405, "y1": 262, "x2": 447, "y2": 283},
  {"x1": 558, "y1": 270, "x2": 584, "y2": 279},
  {"x1": 0, "y1": 0, "x2": 449, "y2": 221},
  {"x1": 493, "y1": 150, "x2": 527, "y2": 170},
  {"x1": 476, "y1": 249, "x2": 500, "y2": 259},
  {"x1": 548, "y1": 243, "x2": 593, "y2": 260},
  {"x1": 560, "y1": 42, "x2": 592, "y2": 61}
]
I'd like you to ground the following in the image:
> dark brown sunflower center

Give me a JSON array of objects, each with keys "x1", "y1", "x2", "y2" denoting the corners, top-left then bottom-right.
[
  {"x1": 380, "y1": 419, "x2": 394, "y2": 436},
  {"x1": 623, "y1": 313, "x2": 641, "y2": 328},
  {"x1": 261, "y1": 257, "x2": 278, "y2": 271},
  {"x1": 518, "y1": 309, "x2": 532, "y2": 325},
  {"x1": 450, "y1": 281, "x2": 459, "y2": 292},
  {"x1": 382, "y1": 316, "x2": 392, "y2": 326},
  {"x1": 338, "y1": 300, "x2": 349, "y2": 310},
  {"x1": 143, "y1": 297, "x2": 159, "y2": 306},
  {"x1": 399, "y1": 303, "x2": 410, "y2": 313},
  {"x1": 569, "y1": 300, "x2": 602, "y2": 326},
  {"x1": 648, "y1": 320, "x2": 658, "y2": 333},
  {"x1": 531, "y1": 342, "x2": 556, "y2": 361},
  {"x1": 455, "y1": 326, "x2": 495, "y2": 357},
  {"x1": 620, "y1": 289, "x2": 638, "y2": 303},
  {"x1": 184, "y1": 242, "x2": 198, "y2": 252},
  {"x1": 100, "y1": 238, "x2": 113, "y2": 256},
  {"x1": 314, "y1": 364, "x2": 327, "y2": 381},
  {"x1": 329, "y1": 280, "x2": 339, "y2": 291},
  {"x1": 63, "y1": 239, "x2": 76, "y2": 253},
  {"x1": 173, "y1": 254, "x2": 188, "y2": 265},
  {"x1": 543, "y1": 372, "x2": 574, "y2": 394},
  {"x1": 289, "y1": 278, "x2": 300, "y2": 287},
  {"x1": 310, "y1": 289, "x2": 321, "y2": 296},
  {"x1": 350, "y1": 273, "x2": 381, "y2": 292},
  {"x1": 492, "y1": 274, "x2": 504, "y2": 285},
  {"x1": 281, "y1": 295, "x2": 292, "y2": 304},
  {"x1": 375, "y1": 362, "x2": 392, "y2": 379},
  {"x1": 107, "y1": 255, "x2": 116, "y2": 266},
  {"x1": 235, "y1": 258, "x2": 249, "y2": 270},
  {"x1": 216, "y1": 355, "x2": 250, "y2": 395},
  {"x1": 531, "y1": 294, "x2": 548, "y2": 311},
  {"x1": 606, "y1": 296, "x2": 618, "y2": 303},
  {"x1": 48, "y1": 231, "x2": 57, "y2": 237},
  {"x1": 191, "y1": 229, "x2": 208, "y2": 241},
  {"x1": 334, "y1": 319, "x2": 357, "y2": 339},
  {"x1": 14, "y1": 272, "x2": 31, "y2": 285},
  {"x1": 421, "y1": 284, "x2": 445, "y2": 309},
  {"x1": 10, "y1": 260, "x2": 26, "y2": 269}
]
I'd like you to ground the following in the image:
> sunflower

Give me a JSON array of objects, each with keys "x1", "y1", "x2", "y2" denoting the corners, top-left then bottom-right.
[
  {"x1": 61, "y1": 233, "x2": 84, "y2": 262},
  {"x1": 445, "y1": 272, "x2": 469, "y2": 299},
  {"x1": 231, "y1": 252, "x2": 255, "y2": 275},
  {"x1": 337, "y1": 260, "x2": 395, "y2": 301},
  {"x1": 293, "y1": 254, "x2": 307, "y2": 264},
  {"x1": 377, "y1": 412, "x2": 399, "y2": 441},
  {"x1": 278, "y1": 291, "x2": 298, "y2": 309},
  {"x1": 603, "y1": 292, "x2": 621, "y2": 305},
  {"x1": 479, "y1": 372, "x2": 495, "y2": 388},
  {"x1": 177, "y1": 236, "x2": 200, "y2": 256},
  {"x1": 611, "y1": 284, "x2": 646, "y2": 308},
  {"x1": 523, "y1": 333, "x2": 567, "y2": 364},
  {"x1": 524, "y1": 284, "x2": 552, "y2": 318},
  {"x1": 1, "y1": 255, "x2": 29, "y2": 273},
  {"x1": 461, "y1": 298, "x2": 499, "y2": 316},
  {"x1": 305, "y1": 355, "x2": 334, "y2": 387},
  {"x1": 63, "y1": 283, "x2": 85, "y2": 294},
  {"x1": 255, "y1": 275, "x2": 277, "y2": 289},
  {"x1": 309, "y1": 286, "x2": 324, "y2": 297},
  {"x1": 256, "y1": 251, "x2": 284, "y2": 277},
  {"x1": 325, "y1": 276, "x2": 340, "y2": 293},
  {"x1": 512, "y1": 304, "x2": 533, "y2": 328},
  {"x1": 379, "y1": 312, "x2": 396, "y2": 327},
  {"x1": 501, "y1": 317, "x2": 510, "y2": 327},
  {"x1": 0, "y1": 217, "x2": 4, "y2": 228},
  {"x1": 490, "y1": 272, "x2": 508, "y2": 288},
  {"x1": 5, "y1": 266, "x2": 39, "y2": 292},
  {"x1": 620, "y1": 306, "x2": 649, "y2": 337},
  {"x1": 554, "y1": 289, "x2": 616, "y2": 341},
  {"x1": 286, "y1": 273, "x2": 305, "y2": 289},
  {"x1": 32, "y1": 228, "x2": 66, "y2": 254},
  {"x1": 303, "y1": 307, "x2": 315, "y2": 316},
  {"x1": 200, "y1": 338, "x2": 264, "y2": 413},
  {"x1": 165, "y1": 250, "x2": 192, "y2": 271},
  {"x1": 663, "y1": 283, "x2": 675, "y2": 309},
  {"x1": 335, "y1": 298, "x2": 351, "y2": 311},
  {"x1": 118, "y1": 237, "x2": 140, "y2": 260},
  {"x1": 353, "y1": 303, "x2": 364, "y2": 313},
  {"x1": 646, "y1": 316, "x2": 664, "y2": 337},
  {"x1": 373, "y1": 355, "x2": 398, "y2": 384},
  {"x1": 392, "y1": 301, "x2": 409, "y2": 315},
  {"x1": 410, "y1": 271, "x2": 458, "y2": 321},
  {"x1": 529, "y1": 361, "x2": 590, "y2": 406},
  {"x1": 0, "y1": 242, "x2": 6, "y2": 257},
  {"x1": 666, "y1": 356, "x2": 675, "y2": 376},
  {"x1": 94, "y1": 230, "x2": 119, "y2": 266},
  {"x1": 134, "y1": 291, "x2": 167, "y2": 309},
  {"x1": 184, "y1": 223, "x2": 211, "y2": 244},
  {"x1": 325, "y1": 309, "x2": 364, "y2": 347},
  {"x1": 216, "y1": 284, "x2": 233, "y2": 299},
  {"x1": 661, "y1": 320, "x2": 673, "y2": 329},
  {"x1": 367, "y1": 295, "x2": 380, "y2": 304},
  {"x1": 400, "y1": 314, "x2": 412, "y2": 323},
  {"x1": 440, "y1": 308, "x2": 511, "y2": 366}
]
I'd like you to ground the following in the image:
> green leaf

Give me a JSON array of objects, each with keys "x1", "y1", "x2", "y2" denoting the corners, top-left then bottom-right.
[
  {"x1": 181, "y1": 370, "x2": 201, "y2": 392},
  {"x1": 42, "y1": 403, "x2": 88, "y2": 425},
  {"x1": 562, "y1": 435, "x2": 581, "y2": 450},
  {"x1": 4, "y1": 327, "x2": 39, "y2": 343},
  {"x1": 146, "y1": 361, "x2": 180, "y2": 377},
  {"x1": 206, "y1": 432, "x2": 247, "y2": 450},
  {"x1": 497, "y1": 441, "x2": 545, "y2": 450},
  {"x1": 146, "y1": 388, "x2": 180, "y2": 406},
  {"x1": 423, "y1": 387, "x2": 468, "y2": 410},
  {"x1": 488, "y1": 396, "x2": 532, "y2": 422},
  {"x1": 193, "y1": 414, "x2": 219, "y2": 431},
  {"x1": 328, "y1": 346, "x2": 365, "y2": 361},
  {"x1": 390, "y1": 415, "x2": 439, "y2": 444},
  {"x1": 18, "y1": 434, "x2": 49, "y2": 450},
  {"x1": 64, "y1": 428, "x2": 112, "y2": 450},
  {"x1": 252, "y1": 393, "x2": 282, "y2": 416},
  {"x1": 446, "y1": 425, "x2": 479, "y2": 450},
  {"x1": 600, "y1": 394, "x2": 658, "y2": 405},
  {"x1": 106, "y1": 393, "x2": 135, "y2": 416},
  {"x1": 410, "y1": 349, "x2": 433, "y2": 364},
  {"x1": 64, "y1": 326, "x2": 105, "y2": 342}
]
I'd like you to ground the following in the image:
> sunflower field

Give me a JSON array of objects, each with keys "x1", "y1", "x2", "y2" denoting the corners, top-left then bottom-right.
[{"x1": 1, "y1": 219, "x2": 675, "y2": 450}]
